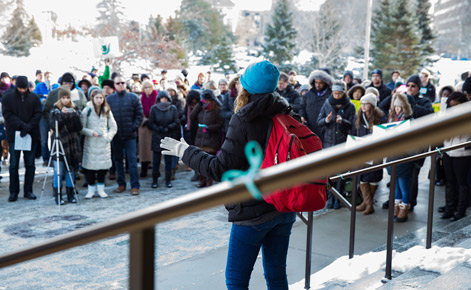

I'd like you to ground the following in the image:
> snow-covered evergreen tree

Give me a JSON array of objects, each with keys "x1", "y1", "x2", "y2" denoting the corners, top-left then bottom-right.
[
  {"x1": 370, "y1": 0, "x2": 422, "y2": 78},
  {"x1": 211, "y1": 35, "x2": 237, "y2": 73},
  {"x1": 1, "y1": 0, "x2": 40, "y2": 57},
  {"x1": 416, "y1": 0, "x2": 436, "y2": 66},
  {"x1": 262, "y1": 0, "x2": 297, "y2": 66},
  {"x1": 95, "y1": 0, "x2": 126, "y2": 36}
]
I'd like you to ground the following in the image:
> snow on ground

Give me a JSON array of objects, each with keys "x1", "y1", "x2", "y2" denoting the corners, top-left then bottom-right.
[{"x1": 289, "y1": 245, "x2": 471, "y2": 290}]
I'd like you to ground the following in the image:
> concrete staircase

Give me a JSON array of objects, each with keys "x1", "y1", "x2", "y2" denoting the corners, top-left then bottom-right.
[{"x1": 317, "y1": 214, "x2": 471, "y2": 290}]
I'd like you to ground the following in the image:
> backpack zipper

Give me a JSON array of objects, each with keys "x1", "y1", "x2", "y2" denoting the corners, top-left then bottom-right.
[
  {"x1": 275, "y1": 135, "x2": 283, "y2": 165},
  {"x1": 287, "y1": 134, "x2": 295, "y2": 161}
]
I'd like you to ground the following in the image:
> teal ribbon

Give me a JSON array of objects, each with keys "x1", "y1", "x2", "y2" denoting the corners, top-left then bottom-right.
[
  {"x1": 435, "y1": 147, "x2": 443, "y2": 155},
  {"x1": 222, "y1": 141, "x2": 263, "y2": 200}
]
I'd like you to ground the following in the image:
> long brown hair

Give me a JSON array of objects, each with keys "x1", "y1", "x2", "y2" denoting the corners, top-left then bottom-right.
[
  {"x1": 90, "y1": 89, "x2": 111, "y2": 117},
  {"x1": 355, "y1": 105, "x2": 384, "y2": 130},
  {"x1": 388, "y1": 93, "x2": 412, "y2": 121},
  {"x1": 234, "y1": 88, "x2": 251, "y2": 113},
  {"x1": 54, "y1": 95, "x2": 75, "y2": 110}
]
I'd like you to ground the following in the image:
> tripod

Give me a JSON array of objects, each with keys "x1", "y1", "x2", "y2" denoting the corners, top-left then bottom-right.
[{"x1": 40, "y1": 118, "x2": 79, "y2": 209}]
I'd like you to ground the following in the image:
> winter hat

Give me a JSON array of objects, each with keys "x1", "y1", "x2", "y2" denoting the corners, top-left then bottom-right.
[
  {"x1": 240, "y1": 60, "x2": 280, "y2": 95},
  {"x1": 102, "y1": 79, "x2": 114, "y2": 88},
  {"x1": 406, "y1": 75, "x2": 421, "y2": 88},
  {"x1": 371, "y1": 69, "x2": 383, "y2": 79},
  {"x1": 157, "y1": 90, "x2": 171, "y2": 102},
  {"x1": 462, "y1": 77, "x2": 471, "y2": 94},
  {"x1": 298, "y1": 84, "x2": 309, "y2": 94},
  {"x1": 16, "y1": 76, "x2": 28, "y2": 89},
  {"x1": 332, "y1": 80, "x2": 346, "y2": 92},
  {"x1": 140, "y1": 74, "x2": 150, "y2": 82},
  {"x1": 343, "y1": 70, "x2": 354, "y2": 79},
  {"x1": 201, "y1": 89, "x2": 216, "y2": 101},
  {"x1": 347, "y1": 84, "x2": 365, "y2": 99},
  {"x1": 58, "y1": 85, "x2": 71, "y2": 98},
  {"x1": 1, "y1": 72, "x2": 10, "y2": 80},
  {"x1": 60, "y1": 72, "x2": 75, "y2": 84},
  {"x1": 181, "y1": 69, "x2": 189, "y2": 77},
  {"x1": 78, "y1": 79, "x2": 92, "y2": 89},
  {"x1": 365, "y1": 87, "x2": 379, "y2": 97},
  {"x1": 35, "y1": 70, "x2": 42, "y2": 76},
  {"x1": 166, "y1": 82, "x2": 178, "y2": 93},
  {"x1": 360, "y1": 93, "x2": 377, "y2": 107},
  {"x1": 186, "y1": 89, "x2": 201, "y2": 104},
  {"x1": 88, "y1": 85, "x2": 100, "y2": 96},
  {"x1": 393, "y1": 98, "x2": 404, "y2": 107}
]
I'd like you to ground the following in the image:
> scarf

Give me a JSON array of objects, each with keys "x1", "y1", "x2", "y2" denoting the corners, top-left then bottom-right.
[
  {"x1": 0, "y1": 82, "x2": 10, "y2": 94},
  {"x1": 317, "y1": 88, "x2": 328, "y2": 97},
  {"x1": 141, "y1": 90, "x2": 158, "y2": 118},
  {"x1": 328, "y1": 94, "x2": 349, "y2": 106},
  {"x1": 156, "y1": 102, "x2": 171, "y2": 111}
]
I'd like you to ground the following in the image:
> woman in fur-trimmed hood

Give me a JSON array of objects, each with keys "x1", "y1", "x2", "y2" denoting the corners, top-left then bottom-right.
[{"x1": 388, "y1": 92, "x2": 413, "y2": 121}]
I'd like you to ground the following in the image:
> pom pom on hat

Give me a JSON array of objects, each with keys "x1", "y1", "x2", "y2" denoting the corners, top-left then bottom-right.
[
  {"x1": 360, "y1": 93, "x2": 377, "y2": 107},
  {"x1": 240, "y1": 60, "x2": 280, "y2": 94}
]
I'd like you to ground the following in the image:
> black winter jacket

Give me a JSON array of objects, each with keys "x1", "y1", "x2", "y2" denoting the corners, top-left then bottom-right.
[
  {"x1": 220, "y1": 91, "x2": 235, "y2": 131},
  {"x1": 2, "y1": 89, "x2": 42, "y2": 143},
  {"x1": 148, "y1": 102, "x2": 180, "y2": 152},
  {"x1": 106, "y1": 91, "x2": 143, "y2": 140},
  {"x1": 367, "y1": 83, "x2": 392, "y2": 103},
  {"x1": 182, "y1": 93, "x2": 291, "y2": 222},
  {"x1": 420, "y1": 82, "x2": 436, "y2": 103},
  {"x1": 276, "y1": 84, "x2": 303, "y2": 116},
  {"x1": 301, "y1": 87, "x2": 332, "y2": 144},
  {"x1": 317, "y1": 96, "x2": 356, "y2": 148},
  {"x1": 409, "y1": 93, "x2": 434, "y2": 119},
  {"x1": 191, "y1": 102, "x2": 223, "y2": 151}
]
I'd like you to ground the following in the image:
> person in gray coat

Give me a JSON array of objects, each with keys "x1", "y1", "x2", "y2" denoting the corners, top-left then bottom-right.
[{"x1": 81, "y1": 90, "x2": 117, "y2": 199}]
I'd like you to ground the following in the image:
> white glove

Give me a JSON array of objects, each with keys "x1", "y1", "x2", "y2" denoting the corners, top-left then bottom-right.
[{"x1": 161, "y1": 137, "x2": 189, "y2": 158}]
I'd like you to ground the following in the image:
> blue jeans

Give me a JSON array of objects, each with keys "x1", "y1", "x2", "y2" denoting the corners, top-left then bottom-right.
[
  {"x1": 9, "y1": 142, "x2": 37, "y2": 194},
  {"x1": 39, "y1": 117, "x2": 50, "y2": 162},
  {"x1": 152, "y1": 150, "x2": 173, "y2": 178},
  {"x1": 395, "y1": 176, "x2": 410, "y2": 204},
  {"x1": 52, "y1": 160, "x2": 75, "y2": 188},
  {"x1": 112, "y1": 138, "x2": 139, "y2": 189},
  {"x1": 225, "y1": 212, "x2": 296, "y2": 290}
]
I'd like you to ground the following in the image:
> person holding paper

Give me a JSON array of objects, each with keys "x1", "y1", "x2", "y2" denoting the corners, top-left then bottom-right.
[
  {"x1": 1, "y1": 76, "x2": 42, "y2": 202},
  {"x1": 352, "y1": 93, "x2": 386, "y2": 215}
]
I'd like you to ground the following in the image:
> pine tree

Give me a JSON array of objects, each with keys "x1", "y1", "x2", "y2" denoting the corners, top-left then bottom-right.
[
  {"x1": 416, "y1": 0, "x2": 435, "y2": 65},
  {"x1": 1, "y1": 0, "x2": 37, "y2": 57},
  {"x1": 262, "y1": 0, "x2": 297, "y2": 66},
  {"x1": 28, "y1": 17, "x2": 42, "y2": 47},
  {"x1": 95, "y1": 0, "x2": 126, "y2": 36},
  {"x1": 370, "y1": 0, "x2": 422, "y2": 78},
  {"x1": 211, "y1": 35, "x2": 237, "y2": 73}
]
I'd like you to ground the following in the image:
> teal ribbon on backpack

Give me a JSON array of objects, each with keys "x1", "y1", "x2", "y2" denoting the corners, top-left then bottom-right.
[{"x1": 222, "y1": 141, "x2": 263, "y2": 200}]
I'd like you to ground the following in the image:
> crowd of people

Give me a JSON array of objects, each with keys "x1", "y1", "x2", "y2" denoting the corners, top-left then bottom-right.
[{"x1": 1, "y1": 60, "x2": 471, "y2": 289}]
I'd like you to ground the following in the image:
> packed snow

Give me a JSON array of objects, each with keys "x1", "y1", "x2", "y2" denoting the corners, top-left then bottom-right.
[{"x1": 289, "y1": 245, "x2": 471, "y2": 290}]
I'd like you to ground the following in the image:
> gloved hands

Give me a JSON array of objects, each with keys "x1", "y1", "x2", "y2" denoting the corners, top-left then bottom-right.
[
  {"x1": 161, "y1": 137, "x2": 189, "y2": 158},
  {"x1": 20, "y1": 123, "x2": 32, "y2": 137}
]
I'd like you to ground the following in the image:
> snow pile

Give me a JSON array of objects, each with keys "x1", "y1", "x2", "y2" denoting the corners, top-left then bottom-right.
[{"x1": 289, "y1": 245, "x2": 471, "y2": 290}]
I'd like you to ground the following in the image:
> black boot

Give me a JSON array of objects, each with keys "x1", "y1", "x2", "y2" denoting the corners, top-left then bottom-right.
[
  {"x1": 165, "y1": 171, "x2": 172, "y2": 188},
  {"x1": 8, "y1": 193, "x2": 18, "y2": 202},
  {"x1": 451, "y1": 186, "x2": 469, "y2": 222},
  {"x1": 66, "y1": 187, "x2": 77, "y2": 203},
  {"x1": 151, "y1": 173, "x2": 159, "y2": 189},
  {"x1": 54, "y1": 188, "x2": 65, "y2": 205},
  {"x1": 191, "y1": 172, "x2": 199, "y2": 182},
  {"x1": 140, "y1": 162, "x2": 149, "y2": 178}
]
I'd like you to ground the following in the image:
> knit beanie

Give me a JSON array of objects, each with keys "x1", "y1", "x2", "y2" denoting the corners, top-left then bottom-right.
[
  {"x1": 462, "y1": 77, "x2": 471, "y2": 94},
  {"x1": 393, "y1": 98, "x2": 404, "y2": 107},
  {"x1": 88, "y1": 85, "x2": 100, "y2": 96},
  {"x1": 365, "y1": 87, "x2": 379, "y2": 97},
  {"x1": 360, "y1": 93, "x2": 377, "y2": 107},
  {"x1": 16, "y1": 76, "x2": 29, "y2": 89},
  {"x1": 240, "y1": 60, "x2": 280, "y2": 94},
  {"x1": 102, "y1": 79, "x2": 114, "y2": 89},
  {"x1": 60, "y1": 72, "x2": 75, "y2": 84},
  {"x1": 406, "y1": 75, "x2": 421, "y2": 87},
  {"x1": 332, "y1": 80, "x2": 346, "y2": 92},
  {"x1": 58, "y1": 85, "x2": 71, "y2": 99},
  {"x1": 343, "y1": 70, "x2": 353, "y2": 79},
  {"x1": 371, "y1": 69, "x2": 383, "y2": 79}
]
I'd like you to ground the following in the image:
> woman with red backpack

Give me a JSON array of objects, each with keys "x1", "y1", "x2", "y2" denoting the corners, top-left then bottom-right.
[{"x1": 161, "y1": 61, "x2": 296, "y2": 289}]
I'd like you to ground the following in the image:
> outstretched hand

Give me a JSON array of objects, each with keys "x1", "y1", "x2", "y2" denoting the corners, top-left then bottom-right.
[{"x1": 160, "y1": 137, "x2": 189, "y2": 158}]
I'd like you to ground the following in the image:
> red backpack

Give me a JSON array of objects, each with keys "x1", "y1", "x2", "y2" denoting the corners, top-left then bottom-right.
[{"x1": 262, "y1": 114, "x2": 327, "y2": 212}]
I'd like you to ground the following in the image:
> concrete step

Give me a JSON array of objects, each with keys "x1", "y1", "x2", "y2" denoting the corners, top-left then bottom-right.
[{"x1": 418, "y1": 262, "x2": 471, "y2": 290}]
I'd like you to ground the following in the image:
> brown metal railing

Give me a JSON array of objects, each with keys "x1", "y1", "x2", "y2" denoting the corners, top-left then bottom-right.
[{"x1": 0, "y1": 103, "x2": 470, "y2": 289}]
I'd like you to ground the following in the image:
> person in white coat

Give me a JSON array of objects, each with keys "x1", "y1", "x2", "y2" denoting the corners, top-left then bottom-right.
[{"x1": 81, "y1": 89, "x2": 117, "y2": 198}]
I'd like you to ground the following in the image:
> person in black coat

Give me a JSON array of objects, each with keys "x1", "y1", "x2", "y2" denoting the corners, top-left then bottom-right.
[
  {"x1": 147, "y1": 90, "x2": 180, "y2": 188},
  {"x1": 2, "y1": 76, "x2": 42, "y2": 202},
  {"x1": 317, "y1": 80, "x2": 356, "y2": 209},
  {"x1": 160, "y1": 60, "x2": 296, "y2": 289},
  {"x1": 419, "y1": 70, "x2": 436, "y2": 102},
  {"x1": 300, "y1": 69, "x2": 334, "y2": 144},
  {"x1": 351, "y1": 93, "x2": 386, "y2": 215},
  {"x1": 367, "y1": 69, "x2": 392, "y2": 103},
  {"x1": 276, "y1": 72, "x2": 303, "y2": 116}
]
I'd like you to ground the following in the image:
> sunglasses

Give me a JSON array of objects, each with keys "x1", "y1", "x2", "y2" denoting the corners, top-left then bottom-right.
[
  {"x1": 116, "y1": 82, "x2": 125, "y2": 85},
  {"x1": 407, "y1": 84, "x2": 417, "y2": 88}
]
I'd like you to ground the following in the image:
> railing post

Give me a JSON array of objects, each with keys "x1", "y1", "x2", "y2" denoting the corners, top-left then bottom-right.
[
  {"x1": 349, "y1": 176, "x2": 358, "y2": 259},
  {"x1": 304, "y1": 212, "x2": 314, "y2": 290},
  {"x1": 130, "y1": 227, "x2": 155, "y2": 290},
  {"x1": 427, "y1": 153, "x2": 437, "y2": 249},
  {"x1": 385, "y1": 165, "x2": 396, "y2": 280}
]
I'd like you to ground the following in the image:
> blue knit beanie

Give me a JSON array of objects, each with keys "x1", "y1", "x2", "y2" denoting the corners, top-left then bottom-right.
[{"x1": 240, "y1": 60, "x2": 280, "y2": 94}]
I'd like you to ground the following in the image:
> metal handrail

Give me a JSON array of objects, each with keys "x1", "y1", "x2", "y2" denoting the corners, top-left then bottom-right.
[{"x1": 0, "y1": 103, "x2": 470, "y2": 288}]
